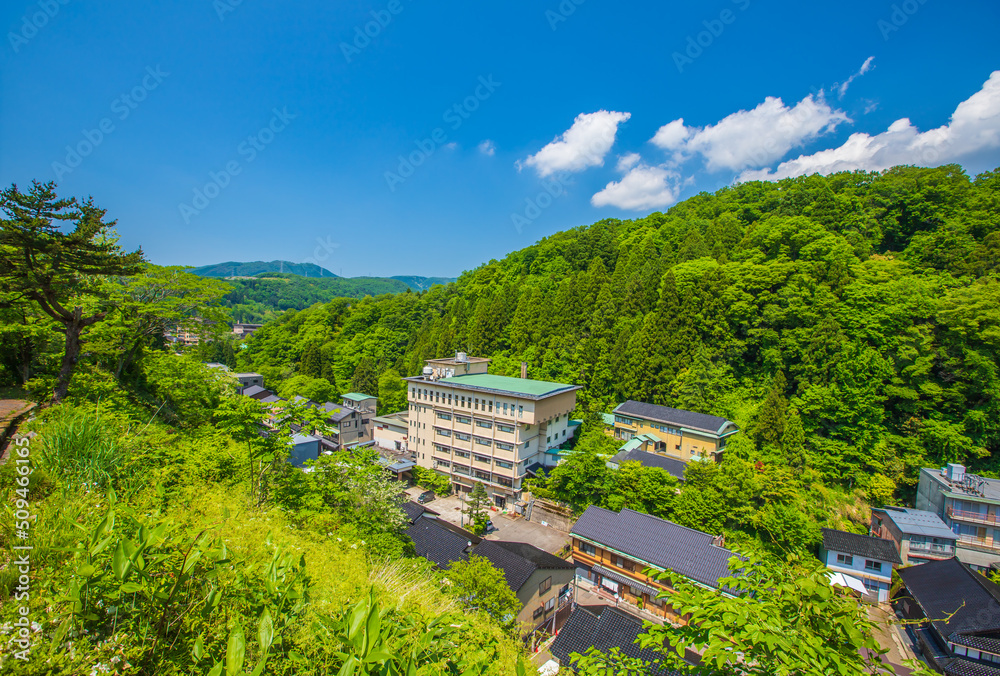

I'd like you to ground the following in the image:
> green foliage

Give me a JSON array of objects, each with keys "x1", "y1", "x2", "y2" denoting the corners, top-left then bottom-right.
[
  {"x1": 377, "y1": 369, "x2": 408, "y2": 414},
  {"x1": 142, "y1": 351, "x2": 231, "y2": 425},
  {"x1": 34, "y1": 405, "x2": 135, "y2": 492},
  {"x1": 575, "y1": 551, "x2": 927, "y2": 675},
  {"x1": 412, "y1": 466, "x2": 452, "y2": 496},
  {"x1": 445, "y1": 556, "x2": 521, "y2": 633}
]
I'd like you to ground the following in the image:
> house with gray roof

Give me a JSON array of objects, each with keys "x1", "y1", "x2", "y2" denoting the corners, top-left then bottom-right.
[
  {"x1": 897, "y1": 557, "x2": 1000, "y2": 675},
  {"x1": 611, "y1": 400, "x2": 738, "y2": 463},
  {"x1": 571, "y1": 506, "x2": 738, "y2": 622},
  {"x1": 820, "y1": 528, "x2": 901, "y2": 603},
  {"x1": 917, "y1": 464, "x2": 1000, "y2": 571},
  {"x1": 872, "y1": 506, "x2": 958, "y2": 566},
  {"x1": 606, "y1": 447, "x2": 687, "y2": 481}
]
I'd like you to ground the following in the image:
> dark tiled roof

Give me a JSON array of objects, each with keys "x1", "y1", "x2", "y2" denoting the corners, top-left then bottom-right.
[
  {"x1": 471, "y1": 541, "x2": 573, "y2": 593},
  {"x1": 550, "y1": 606, "x2": 676, "y2": 675},
  {"x1": 898, "y1": 557, "x2": 1000, "y2": 639},
  {"x1": 609, "y1": 449, "x2": 687, "y2": 480},
  {"x1": 260, "y1": 394, "x2": 283, "y2": 404},
  {"x1": 571, "y1": 507, "x2": 737, "y2": 589},
  {"x1": 945, "y1": 659, "x2": 1000, "y2": 676},
  {"x1": 821, "y1": 529, "x2": 902, "y2": 564},
  {"x1": 949, "y1": 632, "x2": 1000, "y2": 655},
  {"x1": 405, "y1": 518, "x2": 473, "y2": 569},
  {"x1": 329, "y1": 409, "x2": 355, "y2": 423},
  {"x1": 241, "y1": 385, "x2": 268, "y2": 398},
  {"x1": 401, "y1": 501, "x2": 427, "y2": 524},
  {"x1": 614, "y1": 401, "x2": 731, "y2": 434}
]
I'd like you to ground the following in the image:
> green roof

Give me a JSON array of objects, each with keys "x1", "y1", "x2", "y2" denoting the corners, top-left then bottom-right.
[
  {"x1": 601, "y1": 413, "x2": 615, "y2": 426},
  {"x1": 439, "y1": 373, "x2": 578, "y2": 398},
  {"x1": 342, "y1": 392, "x2": 374, "y2": 402}
]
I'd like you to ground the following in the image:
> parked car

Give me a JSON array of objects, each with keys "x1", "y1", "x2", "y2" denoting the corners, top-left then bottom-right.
[
  {"x1": 485, "y1": 520, "x2": 497, "y2": 534},
  {"x1": 417, "y1": 490, "x2": 436, "y2": 504}
]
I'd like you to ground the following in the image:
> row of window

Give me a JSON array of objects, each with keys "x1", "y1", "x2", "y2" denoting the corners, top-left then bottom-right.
[
  {"x1": 433, "y1": 446, "x2": 514, "y2": 470},
  {"x1": 440, "y1": 463, "x2": 515, "y2": 488},
  {"x1": 411, "y1": 387, "x2": 525, "y2": 418},
  {"x1": 835, "y1": 553, "x2": 884, "y2": 572}
]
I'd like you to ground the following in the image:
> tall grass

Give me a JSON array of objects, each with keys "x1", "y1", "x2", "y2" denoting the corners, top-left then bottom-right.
[{"x1": 36, "y1": 406, "x2": 133, "y2": 491}]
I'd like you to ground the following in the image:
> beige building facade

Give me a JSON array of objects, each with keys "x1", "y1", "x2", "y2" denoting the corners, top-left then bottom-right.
[{"x1": 405, "y1": 354, "x2": 580, "y2": 508}]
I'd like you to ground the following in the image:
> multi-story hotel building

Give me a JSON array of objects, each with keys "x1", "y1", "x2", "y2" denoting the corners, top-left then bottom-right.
[
  {"x1": 917, "y1": 464, "x2": 1000, "y2": 570},
  {"x1": 405, "y1": 353, "x2": 580, "y2": 509}
]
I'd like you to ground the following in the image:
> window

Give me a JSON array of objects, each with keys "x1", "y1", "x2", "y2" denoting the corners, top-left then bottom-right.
[
  {"x1": 581, "y1": 542, "x2": 596, "y2": 556},
  {"x1": 454, "y1": 450, "x2": 470, "y2": 459},
  {"x1": 447, "y1": 394, "x2": 452, "y2": 405},
  {"x1": 862, "y1": 578, "x2": 880, "y2": 592},
  {"x1": 473, "y1": 470, "x2": 490, "y2": 481},
  {"x1": 434, "y1": 460, "x2": 450, "y2": 469},
  {"x1": 474, "y1": 454, "x2": 490, "y2": 464},
  {"x1": 436, "y1": 429, "x2": 452, "y2": 438},
  {"x1": 836, "y1": 554, "x2": 853, "y2": 566},
  {"x1": 864, "y1": 560, "x2": 882, "y2": 573},
  {"x1": 488, "y1": 400, "x2": 493, "y2": 413},
  {"x1": 436, "y1": 411, "x2": 452, "y2": 421},
  {"x1": 496, "y1": 442, "x2": 513, "y2": 451},
  {"x1": 454, "y1": 465, "x2": 471, "y2": 476},
  {"x1": 502, "y1": 403, "x2": 508, "y2": 415},
  {"x1": 532, "y1": 606, "x2": 544, "y2": 620},
  {"x1": 539, "y1": 577, "x2": 552, "y2": 595},
  {"x1": 476, "y1": 419, "x2": 492, "y2": 429},
  {"x1": 474, "y1": 398, "x2": 479, "y2": 410},
  {"x1": 544, "y1": 597, "x2": 555, "y2": 612},
  {"x1": 518, "y1": 405, "x2": 523, "y2": 418},
  {"x1": 455, "y1": 432, "x2": 471, "y2": 441},
  {"x1": 456, "y1": 415, "x2": 471, "y2": 425},
  {"x1": 497, "y1": 424, "x2": 514, "y2": 433},
  {"x1": 495, "y1": 460, "x2": 513, "y2": 469},
  {"x1": 475, "y1": 437, "x2": 492, "y2": 446}
]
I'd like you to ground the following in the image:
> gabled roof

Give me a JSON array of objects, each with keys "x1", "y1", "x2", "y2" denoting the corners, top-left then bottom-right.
[
  {"x1": 874, "y1": 506, "x2": 956, "y2": 540},
  {"x1": 572, "y1": 507, "x2": 737, "y2": 588},
  {"x1": 821, "y1": 528, "x2": 902, "y2": 564},
  {"x1": 898, "y1": 557, "x2": 1000, "y2": 639},
  {"x1": 549, "y1": 606, "x2": 676, "y2": 675},
  {"x1": 342, "y1": 392, "x2": 375, "y2": 402},
  {"x1": 613, "y1": 401, "x2": 733, "y2": 435},
  {"x1": 943, "y1": 657, "x2": 1000, "y2": 676},
  {"x1": 472, "y1": 540, "x2": 573, "y2": 593},
  {"x1": 260, "y1": 394, "x2": 283, "y2": 404},
  {"x1": 405, "y1": 518, "x2": 474, "y2": 569},
  {"x1": 241, "y1": 385, "x2": 268, "y2": 398},
  {"x1": 608, "y1": 449, "x2": 686, "y2": 481}
]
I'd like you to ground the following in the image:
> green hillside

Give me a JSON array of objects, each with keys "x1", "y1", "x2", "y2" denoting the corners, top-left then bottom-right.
[
  {"x1": 237, "y1": 164, "x2": 1000, "y2": 548},
  {"x1": 190, "y1": 260, "x2": 338, "y2": 278}
]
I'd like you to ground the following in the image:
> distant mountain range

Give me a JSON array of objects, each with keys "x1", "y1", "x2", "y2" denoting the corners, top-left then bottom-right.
[{"x1": 189, "y1": 260, "x2": 455, "y2": 291}]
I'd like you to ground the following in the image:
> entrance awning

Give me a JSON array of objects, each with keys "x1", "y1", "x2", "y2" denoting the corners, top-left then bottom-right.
[{"x1": 592, "y1": 564, "x2": 660, "y2": 599}]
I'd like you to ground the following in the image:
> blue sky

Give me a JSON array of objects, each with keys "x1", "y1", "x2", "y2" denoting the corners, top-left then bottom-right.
[{"x1": 2, "y1": 1, "x2": 999, "y2": 278}]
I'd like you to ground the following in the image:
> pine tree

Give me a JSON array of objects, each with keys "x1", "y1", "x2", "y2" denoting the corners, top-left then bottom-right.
[
  {"x1": 754, "y1": 371, "x2": 789, "y2": 451},
  {"x1": 782, "y1": 408, "x2": 807, "y2": 469},
  {"x1": 350, "y1": 356, "x2": 378, "y2": 396},
  {"x1": 464, "y1": 483, "x2": 491, "y2": 535},
  {"x1": 300, "y1": 342, "x2": 323, "y2": 378}
]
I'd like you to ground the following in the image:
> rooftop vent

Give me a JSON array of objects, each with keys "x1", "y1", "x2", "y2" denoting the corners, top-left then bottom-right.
[
  {"x1": 456, "y1": 352, "x2": 468, "y2": 363},
  {"x1": 422, "y1": 366, "x2": 433, "y2": 376}
]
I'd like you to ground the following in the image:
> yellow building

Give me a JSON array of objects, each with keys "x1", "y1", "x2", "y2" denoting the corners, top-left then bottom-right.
[{"x1": 611, "y1": 400, "x2": 738, "y2": 462}]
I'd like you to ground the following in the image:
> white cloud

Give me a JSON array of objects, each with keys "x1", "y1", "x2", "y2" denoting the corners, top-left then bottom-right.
[
  {"x1": 616, "y1": 152, "x2": 641, "y2": 171},
  {"x1": 591, "y1": 161, "x2": 680, "y2": 211},
  {"x1": 651, "y1": 94, "x2": 850, "y2": 172},
  {"x1": 444, "y1": 142, "x2": 458, "y2": 150},
  {"x1": 739, "y1": 70, "x2": 1000, "y2": 182},
  {"x1": 650, "y1": 119, "x2": 689, "y2": 150},
  {"x1": 521, "y1": 110, "x2": 631, "y2": 176},
  {"x1": 836, "y1": 56, "x2": 875, "y2": 98},
  {"x1": 477, "y1": 140, "x2": 495, "y2": 156}
]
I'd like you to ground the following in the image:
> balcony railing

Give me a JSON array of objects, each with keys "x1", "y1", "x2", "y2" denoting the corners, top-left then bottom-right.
[
  {"x1": 956, "y1": 539, "x2": 1000, "y2": 555},
  {"x1": 907, "y1": 542, "x2": 955, "y2": 556},
  {"x1": 947, "y1": 506, "x2": 1000, "y2": 526}
]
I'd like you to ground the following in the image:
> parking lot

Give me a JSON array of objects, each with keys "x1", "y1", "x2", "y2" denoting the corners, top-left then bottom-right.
[{"x1": 403, "y1": 486, "x2": 570, "y2": 555}]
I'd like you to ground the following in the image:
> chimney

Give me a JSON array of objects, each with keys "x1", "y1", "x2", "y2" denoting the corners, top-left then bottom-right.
[
  {"x1": 711, "y1": 534, "x2": 726, "y2": 547},
  {"x1": 521, "y1": 361, "x2": 528, "y2": 379}
]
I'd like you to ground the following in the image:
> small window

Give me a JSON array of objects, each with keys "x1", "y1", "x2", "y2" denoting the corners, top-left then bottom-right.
[
  {"x1": 488, "y1": 401, "x2": 493, "y2": 413},
  {"x1": 836, "y1": 554, "x2": 853, "y2": 566},
  {"x1": 581, "y1": 542, "x2": 596, "y2": 556},
  {"x1": 865, "y1": 560, "x2": 882, "y2": 573},
  {"x1": 539, "y1": 576, "x2": 552, "y2": 596}
]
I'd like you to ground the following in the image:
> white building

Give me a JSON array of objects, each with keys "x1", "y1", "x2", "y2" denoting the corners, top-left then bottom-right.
[
  {"x1": 404, "y1": 353, "x2": 580, "y2": 509},
  {"x1": 819, "y1": 528, "x2": 901, "y2": 603}
]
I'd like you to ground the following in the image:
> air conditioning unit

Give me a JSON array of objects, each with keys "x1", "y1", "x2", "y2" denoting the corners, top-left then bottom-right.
[{"x1": 946, "y1": 463, "x2": 966, "y2": 483}]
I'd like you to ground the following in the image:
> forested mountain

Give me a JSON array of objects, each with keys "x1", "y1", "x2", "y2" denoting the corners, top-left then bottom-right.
[
  {"x1": 189, "y1": 273, "x2": 456, "y2": 323},
  {"x1": 239, "y1": 165, "x2": 1000, "y2": 503},
  {"x1": 190, "y1": 260, "x2": 338, "y2": 277}
]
